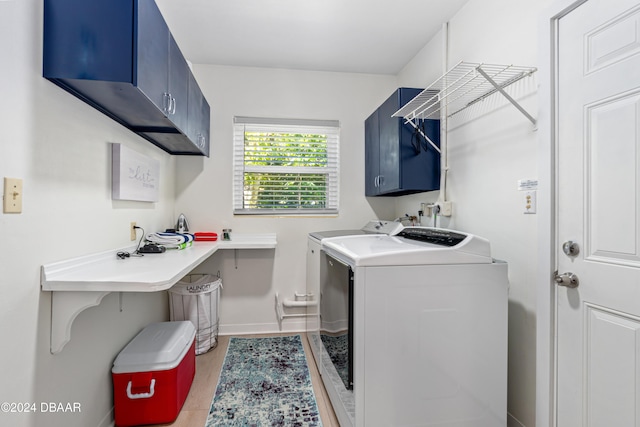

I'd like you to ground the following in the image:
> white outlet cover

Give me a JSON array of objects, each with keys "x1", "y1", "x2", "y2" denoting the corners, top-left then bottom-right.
[{"x1": 524, "y1": 190, "x2": 537, "y2": 214}]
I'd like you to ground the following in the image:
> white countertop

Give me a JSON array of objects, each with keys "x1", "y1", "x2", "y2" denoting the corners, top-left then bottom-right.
[
  {"x1": 41, "y1": 234, "x2": 277, "y2": 292},
  {"x1": 41, "y1": 233, "x2": 277, "y2": 354}
]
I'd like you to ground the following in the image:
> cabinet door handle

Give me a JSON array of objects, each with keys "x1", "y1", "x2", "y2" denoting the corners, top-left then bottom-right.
[
  {"x1": 196, "y1": 133, "x2": 205, "y2": 148},
  {"x1": 163, "y1": 93, "x2": 171, "y2": 115},
  {"x1": 170, "y1": 96, "x2": 176, "y2": 115},
  {"x1": 164, "y1": 94, "x2": 176, "y2": 115}
]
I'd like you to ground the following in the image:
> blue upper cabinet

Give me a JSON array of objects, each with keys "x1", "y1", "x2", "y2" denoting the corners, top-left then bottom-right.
[
  {"x1": 43, "y1": 0, "x2": 210, "y2": 156},
  {"x1": 365, "y1": 88, "x2": 440, "y2": 196}
]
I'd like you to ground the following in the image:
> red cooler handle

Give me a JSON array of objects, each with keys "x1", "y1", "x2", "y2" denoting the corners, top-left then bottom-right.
[{"x1": 126, "y1": 379, "x2": 155, "y2": 400}]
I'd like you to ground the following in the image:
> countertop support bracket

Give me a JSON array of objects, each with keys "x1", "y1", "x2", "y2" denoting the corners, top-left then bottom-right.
[{"x1": 50, "y1": 291, "x2": 110, "y2": 354}]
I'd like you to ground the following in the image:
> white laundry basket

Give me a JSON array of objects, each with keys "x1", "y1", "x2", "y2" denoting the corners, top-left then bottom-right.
[{"x1": 168, "y1": 274, "x2": 221, "y2": 355}]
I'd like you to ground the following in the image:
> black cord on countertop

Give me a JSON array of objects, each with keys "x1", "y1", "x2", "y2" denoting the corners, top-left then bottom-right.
[
  {"x1": 134, "y1": 226, "x2": 145, "y2": 254},
  {"x1": 117, "y1": 226, "x2": 146, "y2": 259}
]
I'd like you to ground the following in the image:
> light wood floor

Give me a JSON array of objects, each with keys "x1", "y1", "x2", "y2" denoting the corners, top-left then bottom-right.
[{"x1": 148, "y1": 332, "x2": 340, "y2": 427}]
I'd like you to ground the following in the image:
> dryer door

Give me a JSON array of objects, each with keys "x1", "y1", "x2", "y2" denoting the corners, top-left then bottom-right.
[{"x1": 319, "y1": 251, "x2": 353, "y2": 390}]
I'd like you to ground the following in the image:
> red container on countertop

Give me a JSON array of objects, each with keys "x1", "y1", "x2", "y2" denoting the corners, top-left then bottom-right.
[
  {"x1": 194, "y1": 232, "x2": 218, "y2": 241},
  {"x1": 112, "y1": 321, "x2": 196, "y2": 427}
]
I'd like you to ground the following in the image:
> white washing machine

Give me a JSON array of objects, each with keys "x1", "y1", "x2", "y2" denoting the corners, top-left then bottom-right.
[{"x1": 319, "y1": 227, "x2": 509, "y2": 427}]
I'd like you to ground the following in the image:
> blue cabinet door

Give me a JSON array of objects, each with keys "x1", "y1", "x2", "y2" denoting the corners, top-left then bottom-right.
[
  {"x1": 378, "y1": 90, "x2": 402, "y2": 193},
  {"x1": 136, "y1": 0, "x2": 170, "y2": 123},
  {"x1": 168, "y1": 34, "x2": 190, "y2": 134},
  {"x1": 365, "y1": 110, "x2": 380, "y2": 196},
  {"x1": 43, "y1": 0, "x2": 133, "y2": 84},
  {"x1": 364, "y1": 88, "x2": 440, "y2": 196},
  {"x1": 187, "y1": 72, "x2": 211, "y2": 156},
  {"x1": 135, "y1": 0, "x2": 188, "y2": 133}
]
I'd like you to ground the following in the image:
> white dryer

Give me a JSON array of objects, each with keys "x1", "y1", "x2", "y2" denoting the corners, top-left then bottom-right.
[
  {"x1": 306, "y1": 221, "x2": 403, "y2": 368},
  {"x1": 319, "y1": 227, "x2": 508, "y2": 427}
]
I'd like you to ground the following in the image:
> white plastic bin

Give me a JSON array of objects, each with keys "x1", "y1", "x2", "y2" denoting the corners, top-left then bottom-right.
[{"x1": 168, "y1": 274, "x2": 221, "y2": 355}]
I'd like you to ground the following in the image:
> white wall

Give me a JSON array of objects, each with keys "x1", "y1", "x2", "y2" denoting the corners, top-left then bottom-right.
[
  {"x1": 176, "y1": 64, "x2": 398, "y2": 333},
  {"x1": 396, "y1": 1, "x2": 554, "y2": 426},
  {"x1": 1, "y1": 1, "x2": 177, "y2": 426}
]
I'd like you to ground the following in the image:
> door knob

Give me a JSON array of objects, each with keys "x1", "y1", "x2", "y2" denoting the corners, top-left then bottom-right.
[{"x1": 554, "y1": 271, "x2": 579, "y2": 288}]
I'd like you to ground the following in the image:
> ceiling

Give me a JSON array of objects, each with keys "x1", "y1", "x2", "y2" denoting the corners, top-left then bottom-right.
[{"x1": 155, "y1": 0, "x2": 470, "y2": 75}]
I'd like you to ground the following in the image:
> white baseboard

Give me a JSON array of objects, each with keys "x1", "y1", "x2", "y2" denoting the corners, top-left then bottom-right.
[
  {"x1": 507, "y1": 412, "x2": 526, "y2": 427},
  {"x1": 220, "y1": 320, "x2": 307, "y2": 336}
]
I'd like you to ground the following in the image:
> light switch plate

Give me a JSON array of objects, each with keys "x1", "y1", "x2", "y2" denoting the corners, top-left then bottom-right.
[{"x1": 3, "y1": 177, "x2": 23, "y2": 213}]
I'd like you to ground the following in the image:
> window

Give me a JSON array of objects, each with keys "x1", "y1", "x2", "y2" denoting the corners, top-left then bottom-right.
[{"x1": 233, "y1": 117, "x2": 339, "y2": 214}]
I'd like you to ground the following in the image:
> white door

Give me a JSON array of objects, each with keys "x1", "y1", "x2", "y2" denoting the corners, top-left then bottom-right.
[{"x1": 557, "y1": 0, "x2": 640, "y2": 425}]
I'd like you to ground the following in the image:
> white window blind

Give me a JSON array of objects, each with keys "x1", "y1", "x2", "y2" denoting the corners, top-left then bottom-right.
[{"x1": 233, "y1": 117, "x2": 340, "y2": 214}]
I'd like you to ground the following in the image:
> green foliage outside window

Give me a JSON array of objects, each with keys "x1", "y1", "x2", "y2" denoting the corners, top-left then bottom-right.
[{"x1": 243, "y1": 131, "x2": 329, "y2": 210}]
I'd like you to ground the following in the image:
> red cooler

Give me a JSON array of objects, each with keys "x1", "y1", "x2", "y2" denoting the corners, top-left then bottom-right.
[{"x1": 112, "y1": 321, "x2": 196, "y2": 426}]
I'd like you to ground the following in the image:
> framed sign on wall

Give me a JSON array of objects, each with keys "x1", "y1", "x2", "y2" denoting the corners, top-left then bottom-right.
[{"x1": 111, "y1": 143, "x2": 159, "y2": 202}]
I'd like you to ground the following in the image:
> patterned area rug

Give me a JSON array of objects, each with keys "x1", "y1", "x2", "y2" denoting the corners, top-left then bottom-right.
[{"x1": 206, "y1": 335, "x2": 323, "y2": 426}]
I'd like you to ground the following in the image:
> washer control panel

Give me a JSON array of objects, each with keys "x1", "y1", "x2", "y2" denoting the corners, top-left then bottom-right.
[{"x1": 396, "y1": 227, "x2": 468, "y2": 247}]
